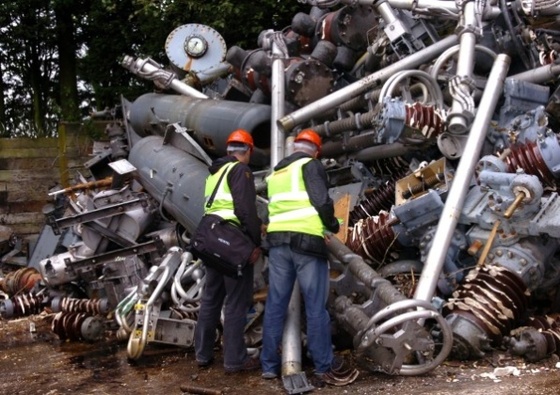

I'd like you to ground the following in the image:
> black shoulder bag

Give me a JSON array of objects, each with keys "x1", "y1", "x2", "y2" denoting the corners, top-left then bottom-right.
[{"x1": 191, "y1": 165, "x2": 256, "y2": 277}]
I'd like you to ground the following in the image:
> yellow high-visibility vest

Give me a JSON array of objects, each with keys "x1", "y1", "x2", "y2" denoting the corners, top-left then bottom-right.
[
  {"x1": 204, "y1": 162, "x2": 240, "y2": 224},
  {"x1": 267, "y1": 158, "x2": 324, "y2": 237}
]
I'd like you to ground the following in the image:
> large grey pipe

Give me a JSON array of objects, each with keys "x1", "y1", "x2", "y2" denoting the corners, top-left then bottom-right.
[
  {"x1": 128, "y1": 135, "x2": 208, "y2": 234},
  {"x1": 278, "y1": 34, "x2": 459, "y2": 132},
  {"x1": 127, "y1": 93, "x2": 272, "y2": 167},
  {"x1": 414, "y1": 54, "x2": 511, "y2": 302}
]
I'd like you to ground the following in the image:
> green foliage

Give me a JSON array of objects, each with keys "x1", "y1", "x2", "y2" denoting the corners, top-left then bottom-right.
[{"x1": 1, "y1": 0, "x2": 309, "y2": 138}]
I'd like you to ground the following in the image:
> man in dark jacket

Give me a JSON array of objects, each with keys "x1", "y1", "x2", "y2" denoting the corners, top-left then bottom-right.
[
  {"x1": 194, "y1": 129, "x2": 261, "y2": 373},
  {"x1": 260, "y1": 129, "x2": 353, "y2": 384}
]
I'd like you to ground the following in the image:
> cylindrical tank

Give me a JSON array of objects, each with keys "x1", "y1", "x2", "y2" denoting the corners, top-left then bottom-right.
[
  {"x1": 127, "y1": 93, "x2": 271, "y2": 166},
  {"x1": 128, "y1": 135, "x2": 208, "y2": 234}
]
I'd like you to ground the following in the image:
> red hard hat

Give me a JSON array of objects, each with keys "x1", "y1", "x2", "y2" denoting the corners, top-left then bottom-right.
[
  {"x1": 295, "y1": 129, "x2": 322, "y2": 150},
  {"x1": 227, "y1": 129, "x2": 254, "y2": 150}
]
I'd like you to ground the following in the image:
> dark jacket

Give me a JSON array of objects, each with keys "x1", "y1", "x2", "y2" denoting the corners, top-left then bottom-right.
[
  {"x1": 208, "y1": 156, "x2": 262, "y2": 246},
  {"x1": 266, "y1": 151, "x2": 339, "y2": 257}
]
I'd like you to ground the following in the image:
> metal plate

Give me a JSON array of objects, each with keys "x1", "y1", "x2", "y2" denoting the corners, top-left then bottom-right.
[{"x1": 165, "y1": 24, "x2": 227, "y2": 73}]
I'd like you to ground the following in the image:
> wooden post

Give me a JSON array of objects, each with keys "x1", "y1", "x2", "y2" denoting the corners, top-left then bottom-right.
[{"x1": 57, "y1": 122, "x2": 69, "y2": 189}]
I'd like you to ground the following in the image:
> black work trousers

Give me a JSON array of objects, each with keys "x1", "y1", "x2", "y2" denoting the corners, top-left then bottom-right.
[{"x1": 194, "y1": 263, "x2": 253, "y2": 370}]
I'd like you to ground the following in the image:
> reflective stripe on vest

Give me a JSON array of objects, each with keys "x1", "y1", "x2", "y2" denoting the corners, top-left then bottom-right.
[
  {"x1": 204, "y1": 162, "x2": 239, "y2": 223},
  {"x1": 267, "y1": 157, "x2": 324, "y2": 237}
]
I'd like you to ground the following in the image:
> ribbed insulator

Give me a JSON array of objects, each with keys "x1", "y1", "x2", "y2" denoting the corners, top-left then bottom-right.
[
  {"x1": 0, "y1": 267, "x2": 42, "y2": 295},
  {"x1": 507, "y1": 141, "x2": 556, "y2": 187},
  {"x1": 444, "y1": 265, "x2": 529, "y2": 346},
  {"x1": 505, "y1": 314, "x2": 560, "y2": 362},
  {"x1": 51, "y1": 311, "x2": 104, "y2": 341},
  {"x1": 53, "y1": 297, "x2": 109, "y2": 315},
  {"x1": 368, "y1": 157, "x2": 410, "y2": 178},
  {"x1": 0, "y1": 293, "x2": 46, "y2": 318},
  {"x1": 405, "y1": 102, "x2": 445, "y2": 138},
  {"x1": 171, "y1": 307, "x2": 200, "y2": 321},
  {"x1": 349, "y1": 183, "x2": 395, "y2": 225},
  {"x1": 526, "y1": 315, "x2": 560, "y2": 353},
  {"x1": 346, "y1": 211, "x2": 400, "y2": 267}
]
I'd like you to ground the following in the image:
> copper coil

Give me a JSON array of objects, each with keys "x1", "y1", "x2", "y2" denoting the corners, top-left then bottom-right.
[
  {"x1": 507, "y1": 141, "x2": 556, "y2": 187},
  {"x1": 444, "y1": 265, "x2": 529, "y2": 346},
  {"x1": 405, "y1": 102, "x2": 445, "y2": 138},
  {"x1": 346, "y1": 212, "x2": 400, "y2": 266}
]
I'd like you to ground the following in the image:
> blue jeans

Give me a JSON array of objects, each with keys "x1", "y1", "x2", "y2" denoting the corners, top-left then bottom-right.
[{"x1": 260, "y1": 244, "x2": 333, "y2": 374}]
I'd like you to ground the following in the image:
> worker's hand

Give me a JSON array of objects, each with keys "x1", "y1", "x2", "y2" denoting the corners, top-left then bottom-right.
[{"x1": 260, "y1": 224, "x2": 268, "y2": 237}]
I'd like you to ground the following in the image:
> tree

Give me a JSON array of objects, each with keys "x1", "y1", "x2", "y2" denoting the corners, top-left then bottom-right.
[
  {"x1": 1, "y1": 0, "x2": 308, "y2": 137},
  {"x1": 54, "y1": 0, "x2": 82, "y2": 122}
]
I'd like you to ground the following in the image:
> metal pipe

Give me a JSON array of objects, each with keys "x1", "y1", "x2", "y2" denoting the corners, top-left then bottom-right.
[
  {"x1": 278, "y1": 35, "x2": 459, "y2": 132},
  {"x1": 414, "y1": 54, "x2": 511, "y2": 302},
  {"x1": 447, "y1": 2, "x2": 478, "y2": 134},
  {"x1": 511, "y1": 64, "x2": 560, "y2": 84},
  {"x1": 271, "y1": 41, "x2": 286, "y2": 167},
  {"x1": 121, "y1": 56, "x2": 208, "y2": 99},
  {"x1": 281, "y1": 283, "x2": 302, "y2": 375},
  {"x1": 335, "y1": 0, "x2": 501, "y2": 19}
]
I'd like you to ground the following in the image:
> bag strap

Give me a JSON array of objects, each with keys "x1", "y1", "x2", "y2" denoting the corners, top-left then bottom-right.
[{"x1": 205, "y1": 162, "x2": 235, "y2": 209}]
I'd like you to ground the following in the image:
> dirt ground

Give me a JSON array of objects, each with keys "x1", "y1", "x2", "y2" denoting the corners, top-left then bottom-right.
[{"x1": 1, "y1": 314, "x2": 559, "y2": 395}]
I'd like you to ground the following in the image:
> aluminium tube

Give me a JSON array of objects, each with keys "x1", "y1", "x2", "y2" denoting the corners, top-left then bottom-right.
[
  {"x1": 447, "y1": 2, "x2": 478, "y2": 134},
  {"x1": 121, "y1": 56, "x2": 208, "y2": 99},
  {"x1": 277, "y1": 35, "x2": 459, "y2": 132},
  {"x1": 342, "y1": 0, "x2": 501, "y2": 19},
  {"x1": 271, "y1": 42, "x2": 286, "y2": 167},
  {"x1": 511, "y1": 64, "x2": 560, "y2": 84},
  {"x1": 271, "y1": 40, "x2": 307, "y2": 380},
  {"x1": 282, "y1": 284, "x2": 303, "y2": 375},
  {"x1": 413, "y1": 54, "x2": 511, "y2": 302}
]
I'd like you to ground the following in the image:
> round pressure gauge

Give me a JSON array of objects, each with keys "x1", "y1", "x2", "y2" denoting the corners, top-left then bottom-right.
[
  {"x1": 185, "y1": 35, "x2": 208, "y2": 58},
  {"x1": 165, "y1": 24, "x2": 227, "y2": 73}
]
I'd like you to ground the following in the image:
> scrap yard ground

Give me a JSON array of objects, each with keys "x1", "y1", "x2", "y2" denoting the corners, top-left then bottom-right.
[{"x1": 1, "y1": 315, "x2": 558, "y2": 395}]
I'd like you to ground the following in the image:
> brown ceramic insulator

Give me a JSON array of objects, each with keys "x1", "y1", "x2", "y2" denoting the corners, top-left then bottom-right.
[
  {"x1": 52, "y1": 312, "x2": 89, "y2": 341},
  {"x1": 444, "y1": 265, "x2": 529, "y2": 346},
  {"x1": 368, "y1": 157, "x2": 410, "y2": 178},
  {"x1": 1, "y1": 268, "x2": 42, "y2": 295},
  {"x1": 59, "y1": 297, "x2": 106, "y2": 315},
  {"x1": 507, "y1": 141, "x2": 555, "y2": 186},
  {"x1": 405, "y1": 102, "x2": 445, "y2": 138},
  {"x1": 349, "y1": 183, "x2": 395, "y2": 225},
  {"x1": 9, "y1": 293, "x2": 45, "y2": 317},
  {"x1": 346, "y1": 212, "x2": 400, "y2": 265},
  {"x1": 526, "y1": 315, "x2": 560, "y2": 354}
]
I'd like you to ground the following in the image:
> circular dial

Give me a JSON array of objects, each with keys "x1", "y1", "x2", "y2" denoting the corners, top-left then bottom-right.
[{"x1": 185, "y1": 35, "x2": 208, "y2": 58}]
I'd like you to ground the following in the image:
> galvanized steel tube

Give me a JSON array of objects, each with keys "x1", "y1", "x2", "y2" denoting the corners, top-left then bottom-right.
[
  {"x1": 414, "y1": 53, "x2": 511, "y2": 302},
  {"x1": 278, "y1": 35, "x2": 459, "y2": 132}
]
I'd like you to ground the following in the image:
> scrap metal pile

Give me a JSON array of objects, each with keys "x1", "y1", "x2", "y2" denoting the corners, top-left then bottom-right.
[{"x1": 2, "y1": 0, "x2": 560, "y2": 381}]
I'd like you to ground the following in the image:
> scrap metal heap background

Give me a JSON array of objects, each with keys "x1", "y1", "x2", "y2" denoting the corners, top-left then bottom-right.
[{"x1": 3, "y1": 0, "x2": 560, "y2": 378}]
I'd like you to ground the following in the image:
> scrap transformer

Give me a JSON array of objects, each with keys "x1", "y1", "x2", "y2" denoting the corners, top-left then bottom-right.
[{"x1": 3, "y1": 0, "x2": 560, "y2": 383}]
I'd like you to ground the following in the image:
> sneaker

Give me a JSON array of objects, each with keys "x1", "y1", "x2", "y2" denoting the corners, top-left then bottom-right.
[
  {"x1": 224, "y1": 356, "x2": 260, "y2": 374},
  {"x1": 261, "y1": 371, "x2": 278, "y2": 380}
]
